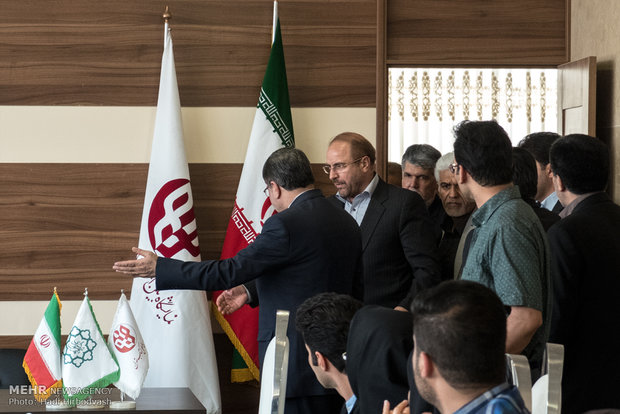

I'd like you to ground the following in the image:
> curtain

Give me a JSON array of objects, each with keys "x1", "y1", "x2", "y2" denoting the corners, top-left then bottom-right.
[{"x1": 388, "y1": 68, "x2": 558, "y2": 161}]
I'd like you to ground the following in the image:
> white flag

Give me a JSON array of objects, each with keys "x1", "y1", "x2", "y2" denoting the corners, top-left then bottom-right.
[
  {"x1": 108, "y1": 292, "x2": 148, "y2": 400},
  {"x1": 62, "y1": 294, "x2": 120, "y2": 403},
  {"x1": 129, "y1": 22, "x2": 221, "y2": 413}
]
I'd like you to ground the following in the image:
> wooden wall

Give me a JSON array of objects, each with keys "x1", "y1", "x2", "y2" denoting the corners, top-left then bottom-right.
[
  {"x1": 0, "y1": 164, "x2": 336, "y2": 301},
  {"x1": 1, "y1": 0, "x2": 376, "y2": 107}
]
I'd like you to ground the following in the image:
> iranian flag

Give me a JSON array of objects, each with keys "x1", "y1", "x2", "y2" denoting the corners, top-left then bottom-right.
[
  {"x1": 22, "y1": 289, "x2": 63, "y2": 401},
  {"x1": 128, "y1": 21, "x2": 221, "y2": 413},
  {"x1": 212, "y1": 0, "x2": 294, "y2": 382}
]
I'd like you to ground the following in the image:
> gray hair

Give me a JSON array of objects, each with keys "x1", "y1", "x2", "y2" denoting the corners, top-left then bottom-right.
[
  {"x1": 401, "y1": 144, "x2": 441, "y2": 170},
  {"x1": 434, "y1": 152, "x2": 454, "y2": 181}
]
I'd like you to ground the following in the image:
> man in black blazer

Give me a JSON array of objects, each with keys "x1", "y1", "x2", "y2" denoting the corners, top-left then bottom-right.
[
  {"x1": 114, "y1": 148, "x2": 364, "y2": 414},
  {"x1": 324, "y1": 132, "x2": 440, "y2": 309},
  {"x1": 548, "y1": 134, "x2": 620, "y2": 413}
]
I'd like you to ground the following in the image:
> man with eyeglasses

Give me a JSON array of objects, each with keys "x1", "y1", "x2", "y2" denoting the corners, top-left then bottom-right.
[
  {"x1": 452, "y1": 120, "x2": 550, "y2": 380},
  {"x1": 324, "y1": 132, "x2": 440, "y2": 310},
  {"x1": 114, "y1": 147, "x2": 364, "y2": 414}
]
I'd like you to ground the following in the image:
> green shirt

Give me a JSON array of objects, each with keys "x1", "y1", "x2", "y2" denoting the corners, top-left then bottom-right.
[{"x1": 461, "y1": 186, "x2": 551, "y2": 372}]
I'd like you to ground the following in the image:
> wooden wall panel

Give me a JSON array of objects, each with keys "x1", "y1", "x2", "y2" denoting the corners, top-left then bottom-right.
[
  {"x1": 1, "y1": 0, "x2": 376, "y2": 107},
  {"x1": 386, "y1": 0, "x2": 568, "y2": 66},
  {"x1": 0, "y1": 163, "x2": 336, "y2": 301}
]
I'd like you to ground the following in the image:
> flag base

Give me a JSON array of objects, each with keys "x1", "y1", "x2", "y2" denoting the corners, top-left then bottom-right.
[{"x1": 109, "y1": 401, "x2": 136, "y2": 410}]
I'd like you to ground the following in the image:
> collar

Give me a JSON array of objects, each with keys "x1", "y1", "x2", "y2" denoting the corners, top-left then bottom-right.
[
  {"x1": 471, "y1": 186, "x2": 520, "y2": 228},
  {"x1": 335, "y1": 173, "x2": 379, "y2": 204},
  {"x1": 454, "y1": 383, "x2": 511, "y2": 414},
  {"x1": 540, "y1": 191, "x2": 559, "y2": 211},
  {"x1": 559, "y1": 191, "x2": 599, "y2": 218}
]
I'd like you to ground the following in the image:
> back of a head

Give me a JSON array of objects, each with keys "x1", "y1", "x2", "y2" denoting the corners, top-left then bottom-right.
[
  {"x1": 411, "y1": 280, "x2": 507, "y2": 389},
  {"x1": 518, "y1": 132, "x2": 561, "y2": 166},
  {"x1": 512, "y1": 147, "x2": 538, "y2": 200},
  {"x1": 453, "y1": 120, "x2": 513, "y2": 187},
  {"x1": 262, "y1": 147, "x2": 314, "y2": 190},
  {"x1": 330, "y1": 132, "x2": 376, "y2": 165},
  {"x1": 401, "y1": 144, "x2": 441, "y2": 170},
  {"x1": 295, "y1": 292, "x2": 363, "y2": 373},
  {"x1": 346, "y1": 306, "x2": 413, "y2": 414},
  {"x1": 550, "y1": 134, "x2": 609, "y2": 195}
]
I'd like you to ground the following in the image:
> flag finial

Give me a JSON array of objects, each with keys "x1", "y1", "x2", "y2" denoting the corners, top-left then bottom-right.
[
  {"x1": 121, "y1": 289, "x2": 125, "y2": 295},
  {"x1": 163, "y1": 6, "x2": 171, "y2": 24},
  {"x1": 84, "y1": 288, "x2": 88, "y2": 296},
  {"x1": 53, "y1": 286, "x2": 57, "y2": 293}
]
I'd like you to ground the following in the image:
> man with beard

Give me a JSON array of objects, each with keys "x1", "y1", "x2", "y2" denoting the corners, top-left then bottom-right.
[
  {"x1": 324, "y1": 132, "x2": 440, "y2": 309},
  {"x1": 433, "y1": 152, "x2": 476, "y2": 280},
  {"x1": 406, "y1": 280, "x2": 528, "y2": 414}
]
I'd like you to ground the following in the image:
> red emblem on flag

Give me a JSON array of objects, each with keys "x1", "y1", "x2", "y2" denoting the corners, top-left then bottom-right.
[
  {"x1": 148, "y1": 178, "x2": 201, "y2": 259},
  {"x1": 39, "y1": 334, "x2": 50, "y2": 349},
  {"x1": 112, "y1": 324, "x2": 136, "y2": 353}
]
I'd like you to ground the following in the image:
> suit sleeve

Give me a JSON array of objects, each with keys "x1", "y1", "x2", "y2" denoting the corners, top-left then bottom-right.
[
  {"x1": 548, "y1": 224, "x2": 580, "y2": 344},
  {"x1": 156, "y1": 215, "x2": 291, "y2": 292},
  {"x1": 398, "y1": 192, "x2": 441, "y2": 309}
]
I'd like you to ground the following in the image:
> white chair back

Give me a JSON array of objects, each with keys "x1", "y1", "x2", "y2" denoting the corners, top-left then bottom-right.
[
  {"x1": 506, "y1": 353, "x2": 533, "y2": 412},
  {"x1": 258, "y1": 310, "x2": 290, "y2": 414},
  {"x1": 532, "y1": 343, "x2": 564, "y2": 414}
]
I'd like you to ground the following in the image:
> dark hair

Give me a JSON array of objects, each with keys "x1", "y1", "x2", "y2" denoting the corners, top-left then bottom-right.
[
  {"x1": 453, "y1": 120, "x2": 513, "y2": 186},
  {"x1": 330, "y1": 132, "x2": 376, "y2": 165},
  {"x1": 411, "y1": 280, "x2": 507, "y2": 389},
  {"x1": 295, "y1": 292, "x2": 363, "y2": 372},
  {"x1": 262, "y1": 147, "x2": 314, "y2": 190},
  {"x1": 550, "y1": 134, "x2": 609, "y2": 194},
  {"x1": 518, "y1": 132, "x2": 561, "y2": 166},
  {"x1": 401, "y1": 144, "x2": 441, "y2": 170},
  {"x1": 512, "y1": 147, "x2": 538, "y2": 200}
]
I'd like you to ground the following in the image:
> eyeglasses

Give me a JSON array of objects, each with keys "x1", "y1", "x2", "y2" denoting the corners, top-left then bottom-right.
[
  {"x1": 322, "y1": 156, "x2": 365, "y2": 175},
  {"x1": 263, "y1": 184, "x2": 270, "y2": 197},
  {"x1": 449, "y1": 162, "x2": 459, "y2": 175}
]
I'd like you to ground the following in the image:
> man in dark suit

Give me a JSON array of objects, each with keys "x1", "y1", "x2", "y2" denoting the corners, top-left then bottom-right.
[
  {"x1": 548, "y1": 134, "x2": 620, "y2": 413},
  {"x1": 518, "y1": 132, "x2": 563, "y2": 213},
  {"x1": 114, "y1": 147, "x2": 364, "y2": 414},
  {"x1": 324, "y1": 132, "x2": 440, "y2": 309}
]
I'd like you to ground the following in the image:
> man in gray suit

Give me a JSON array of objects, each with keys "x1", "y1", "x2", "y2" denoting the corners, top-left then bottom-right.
[{"x1": 324, "y1": 132, "x2": 440, "y2": 309}]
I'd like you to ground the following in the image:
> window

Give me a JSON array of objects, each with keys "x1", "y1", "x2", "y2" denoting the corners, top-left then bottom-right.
[{"x1": 388, "y1": 68, "x2": 558, "y2": 161}]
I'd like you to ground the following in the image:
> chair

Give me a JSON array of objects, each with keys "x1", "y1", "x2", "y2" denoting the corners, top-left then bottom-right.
[
  {"x1": 0, "y1": 348, "x2": 29, "y2": 389},
  {"x1": 258, "y1": 310, "x2": 290, "y2": 414},
  {"x1": 532, "y1": 343, "x2": 564, "y2": 414},
  {"x1": 506, "y1": 353, "x2": 532, "y2": 412}
]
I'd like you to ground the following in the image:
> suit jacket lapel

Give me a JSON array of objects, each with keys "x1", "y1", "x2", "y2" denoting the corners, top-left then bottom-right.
[{"x1": 360, "y1": 179, "x2": 388, "y2": 251}]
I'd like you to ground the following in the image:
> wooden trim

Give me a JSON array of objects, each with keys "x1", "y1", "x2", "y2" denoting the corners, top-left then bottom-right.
[{"x1": 375, "y1": 0, "x2": 388, "y2": 179}]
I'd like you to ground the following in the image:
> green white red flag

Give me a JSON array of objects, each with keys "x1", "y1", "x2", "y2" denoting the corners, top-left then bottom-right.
[
  {"x1": 22, "y1": 289, "x2": 63, "y2": 401},
  {"x1": 212, "y1": 0, "x2": 294, "y2": 382}
]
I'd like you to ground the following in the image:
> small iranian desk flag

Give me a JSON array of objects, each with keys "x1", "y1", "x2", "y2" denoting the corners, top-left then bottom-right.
[
  {"x1": 22, "y1": 288, "x2": 63, "y2": 401},
  {"x1": 108, "y1": 290, "x2": 148, "y2": 400},
  {"x1": 62, "y1": 289, "x2": 120, "y2": 403}
]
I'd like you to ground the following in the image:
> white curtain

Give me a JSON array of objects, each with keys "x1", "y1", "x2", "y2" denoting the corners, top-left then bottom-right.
[{"x1": 388, "y1": 68, "x2": 558, "y2": 161}]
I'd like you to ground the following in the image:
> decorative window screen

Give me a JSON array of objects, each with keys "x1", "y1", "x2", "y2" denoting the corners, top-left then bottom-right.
[{"x1": 388, "y1": 68, "x2": 558, "y2": 161}]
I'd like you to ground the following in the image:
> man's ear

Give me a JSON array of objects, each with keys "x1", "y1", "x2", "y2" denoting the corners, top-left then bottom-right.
[
  {"x1": 545, "y1": 163, "x2": 554, "y2": 179},
  {"x1": 553, "y1": 173, "x2": 566, "y2": 193},
  {"x1": 419, "y1": 351, "x2": 434, "y2": 379},
  {"x1": 271, "y1": 181, "x2": 282, "y2": 199},
  {"x1": 457, "y1": 165, "x2": 468, "y2": 185},
  {"x1": 315, "y1": 351, "x2": 329, "y2": 372}
]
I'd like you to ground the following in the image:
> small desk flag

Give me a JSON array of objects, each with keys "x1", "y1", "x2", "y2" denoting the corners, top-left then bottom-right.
[
  {"x1": 22, "y1": 289, "x2": 63, "y2": 401},
  {"x1": 62, "y1": 292, "x2": 120, "y2": 403},
  {"x1": 108, "y1": 291, "x2": 148, "y2": 399}
]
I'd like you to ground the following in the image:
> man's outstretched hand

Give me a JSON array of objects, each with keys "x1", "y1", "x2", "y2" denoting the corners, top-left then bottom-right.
[
  {"x1": 216, "y1": 285, "x2": 249, "y2": 315},
  {"x1": 113, "y1": 247, "x2": 158, "y2": 278}
]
